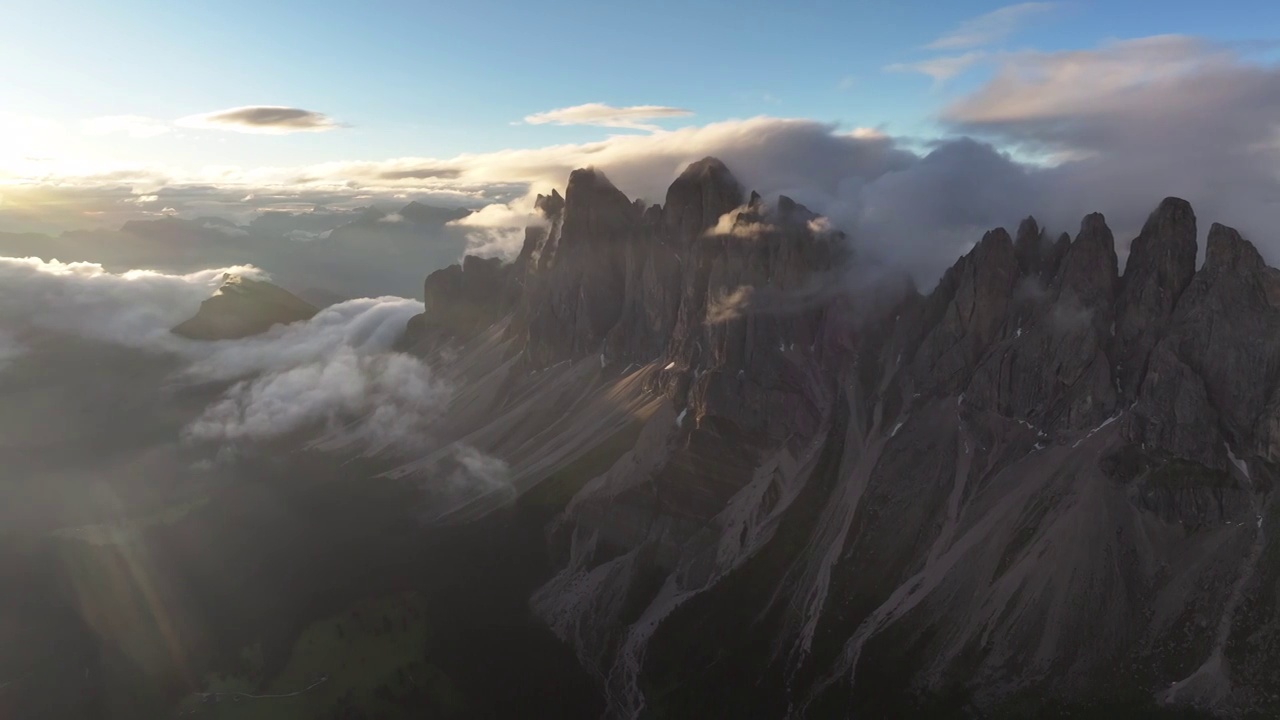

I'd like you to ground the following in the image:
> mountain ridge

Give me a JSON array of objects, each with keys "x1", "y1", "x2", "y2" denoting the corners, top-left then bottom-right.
[{"x1": 396, "y1": 157, "x2": 1279, "y2": 718}]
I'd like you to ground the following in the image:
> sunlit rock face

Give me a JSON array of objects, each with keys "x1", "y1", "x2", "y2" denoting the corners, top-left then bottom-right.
[
  {"x1": 400, "y1": 157, "x2": 1280, "y2": 719},
  {"x1": 171, "y1": 274, "x2": 317, "y2": 340}
]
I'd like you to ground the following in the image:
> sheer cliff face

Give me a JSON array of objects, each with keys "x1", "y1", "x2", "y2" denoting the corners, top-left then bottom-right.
[{"x1": 400, "y1": 159, "x2": 1280, "y2": 718}]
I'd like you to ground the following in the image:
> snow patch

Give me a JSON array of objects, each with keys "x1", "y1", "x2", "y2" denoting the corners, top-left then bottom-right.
[
  {"x1": 663, "y1": 361, "x2": 676, "y2": 370},
  {"x1": 1226, "y1": 445, "x2": 1251, "y2": 481},
  {"x1": 1071, "y1": 412, "x2": 1120, "y2": 448},
  {"x1": 676, "y1": 408, "x2": 688, "y2": 427}
]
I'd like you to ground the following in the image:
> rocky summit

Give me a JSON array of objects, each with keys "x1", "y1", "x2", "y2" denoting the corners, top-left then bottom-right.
[
  {"x1": 396, "y1": 157, "x2": 1280, "y2": 718},
  {"x1": 172, "y1": 273, "x2": 318, "y2": 340}
]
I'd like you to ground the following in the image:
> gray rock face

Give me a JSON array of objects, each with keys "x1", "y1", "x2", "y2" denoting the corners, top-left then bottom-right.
[
  {"x1": 1114, "y1": 197, "x2": 1199, "y2": 400},
  {"x1": 960, "y1": 214, "x2": 1118, "y2": 431},
  {"x1": 399, "y1": 255, "x2": 513, "y2": 352},
  {"x1": 911, "y1": 227, "x2": 1018, "y2": 397},
  {"x1": 662, "y1": 156, "x2": 744, "y2": 245},
  {"x1": 402, "y1": 172, "x2": 1280, "y2": 718},
  {"x1": 1128, "y1": 222, "x2": 1280, "y2": 466},
  {"x1": 522, "y1": 169, "x2": 638, "y2": 366},
  {"x1": 171, "y1": 274, "x2": 317, "y2": 340}
]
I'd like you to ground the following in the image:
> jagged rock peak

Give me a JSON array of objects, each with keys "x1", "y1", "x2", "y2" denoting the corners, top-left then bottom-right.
[
  {"x1": 564, "y1": 167, "x2": 627, "y2": 200},
  {"x1": 534, "y1": 188, "x2": 564, "y2": 217},
  {"x1": 978, "y1": 225, "x2": 1014, "y2": 253},
  {"x1": 664, "y1": 156, "x2": 745, "y2": 242},
  {"x1": 1056, "y1": 212, "x2": 1118, "y2": 307},
  {"x1": 1125, "y1": 197, "x2": 1197, "y2": 279},
  {"x1": 1205, "y1": 222, "x2": 1265, "y2": 274},
  {"x1": 774, "y1": 195, "x2": 820, "y2": 225},
  {"x1": 679, "y1": 155, "x2": 736, "y2": 183},
  {"x1": 1113, "y1": 197, "x2": 1198, "y2": 399},
  {"x1": 560, "y1": 167, "x2": 638, "y2": 245},
  {"x1": 1013, "y1": 216, "x2": 1042, "y2": 276}
]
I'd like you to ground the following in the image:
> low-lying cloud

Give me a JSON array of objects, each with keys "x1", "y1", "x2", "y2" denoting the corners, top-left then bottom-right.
[
  {"x1": 0, "y1": 255, "x2": 444, "y2": 456},
  {"x1": 0, "y1": 255, "x2": 260, "y2": 348},
  {"x1": 185, "y1": 347, "x2": 447, "y2": 452},
  {"x1": 446, "y1": 194, "x2": 549, "y2": 258},
  {"x1": 177, "y1": 106, "x2": 342, "y2": 134}
]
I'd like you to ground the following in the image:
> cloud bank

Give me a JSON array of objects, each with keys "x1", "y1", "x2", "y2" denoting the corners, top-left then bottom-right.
[
  {"x1": 0, "y1": 255, "x2": 443, "y2": 455},
  {"x1": 177, "y1": 296, "x2": 438, "y2": 453},
  {"x1": 0, "y1": 256, "x2": 260, "y2": 348},
  {"x1": 184, "y1": 346, "x2": 447, "y2": 452},
  {"x1": 944, "y1": 35, "x2": 1280, "y2": 257}
]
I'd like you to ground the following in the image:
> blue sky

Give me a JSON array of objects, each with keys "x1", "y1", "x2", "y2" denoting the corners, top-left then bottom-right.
[
  {"x1": 4, "y1": 0, "x2": 1277, "y2": 171},
  {"x1": 3, "y1": 0, "x2": 1280, "y2": 268}
]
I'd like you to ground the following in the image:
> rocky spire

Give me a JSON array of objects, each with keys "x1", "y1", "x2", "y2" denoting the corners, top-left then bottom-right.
[
  {"x1": 1013, "y1": 216, "x2": 1043, "y2": 278},
  {"x1": 1113, "y1": 197, "x2": 1198, "y2": 399},
  {"x1": 911, "y1": 226, "x2": 1018, "y2": 394},
  {"x1": 663, "y1": 157, "x2": 744, "y2": 244},
  {"x1": 1204, "y1": 221, "x2": 1266, "y2": 274},
  {"x1": 1054, "y1": 212, "x2": 1119, "y2": 317},
  {"x1": 535, "y1": 188, "x2": 565, "y2": 217},
  {"x1": 559, "y1": 169, "x2": 637, "y2": 250}
]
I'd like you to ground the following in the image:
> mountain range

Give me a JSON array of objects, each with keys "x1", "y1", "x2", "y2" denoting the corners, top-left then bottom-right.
[
  {"x1": 2, "y1": 156, "x2": 1278, "y2": 720},
  {"x1": 385, "y1": 157, "x2": 1280, "y2": 718}
]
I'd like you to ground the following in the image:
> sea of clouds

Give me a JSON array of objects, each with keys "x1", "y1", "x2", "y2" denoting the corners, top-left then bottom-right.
[{"x1": 0, "y1": 255, "x2": 445, "y2": 455}]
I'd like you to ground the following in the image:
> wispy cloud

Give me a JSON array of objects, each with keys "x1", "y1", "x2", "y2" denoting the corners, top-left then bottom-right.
[
  {"x1": 926, "y1": 2, "x2": 1058, "y2": 50},
  {"x1": 177, "y1": 106, "x2": 343, "y2": 135},
  {"x1": 82, "y1": 115, "x2": 172, "y2": 139},
  {"x1": 523, "y1": 103, "x2": 693, "y2": 131},
  {"x1": 887, "y1": 51, "x2": 988, "y2": 83}
]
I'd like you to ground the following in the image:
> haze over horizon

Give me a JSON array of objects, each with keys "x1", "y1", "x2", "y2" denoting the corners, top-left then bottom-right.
[{"x1": 6, "y1": 0, "x2": 1280, "y2": 284}]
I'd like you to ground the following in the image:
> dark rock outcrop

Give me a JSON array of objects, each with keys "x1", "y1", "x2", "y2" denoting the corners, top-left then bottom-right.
[
  {"x1": 172, "y1": 274, "x2": 317, "y2": 340},
  {"x1": 399, "y1": 255, "x2": 513, "y2": 351}
]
